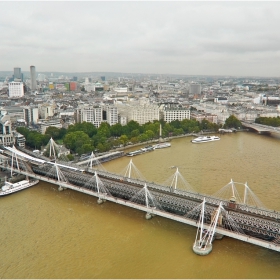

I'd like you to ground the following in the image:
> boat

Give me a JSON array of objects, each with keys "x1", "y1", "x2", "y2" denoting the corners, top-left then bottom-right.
[
  {"x1": 191, "y1": 136, "x2": 220, "y2": 143},
  {"x1": 126, "y1": 150, "x2": 143, "y2": 157},
  {"x1": 0, "y1": 179, "x2": 39, "y2": 196},
  {"x1": 153, "y1": 142, "x2": 171, "y2": 149},
  {"x1": 141, "y1": 145, "x2": 155, "y2": 152}
]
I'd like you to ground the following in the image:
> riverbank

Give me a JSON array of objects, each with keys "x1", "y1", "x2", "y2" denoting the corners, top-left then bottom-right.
[{"x1": 110, "y1": 129, "x2": 246, "y2": 153}]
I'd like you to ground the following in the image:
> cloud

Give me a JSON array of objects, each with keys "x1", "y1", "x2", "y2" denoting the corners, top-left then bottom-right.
[{"x1": 0, "y1": 1, "x2": 280, "y2": 76}]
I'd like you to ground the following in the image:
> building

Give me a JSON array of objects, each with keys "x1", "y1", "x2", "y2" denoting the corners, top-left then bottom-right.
[
  {"x1": 38, "y1": 104, "x2": 55, "y2": 119},
  {"x1": 105, "y1": 106, "x2": 118, "y2": 126},
  {"x1": 13, "y1": 132, "x2": 26, "y2": 148},
  {"x1": 189, "y1": 83, "x2": 201, "y2": 95},
  {"x1": 22, "y1": 106, "x2": 39, "y2": 125},
  {"x1": 14, "y1": 67, "x2": 23, "y2": 81},
  {"x1": 191, "y1": 112, "x2": 218, "y2": 124},
  {"x1": 0, "y1": 111, "x2": 14, "y2": 146},
  {"x1": 30, "y1": 65, "x2": 37, "y2": 91},
  {"x1": 39, "y1": 119, "x2": 62, "y2": 134},
  {"x1": 8, "y1": 82, "x2": 24, "y2": 98},
  {"x1": 119, "y1": 104, "x2": 159, "y2": 125},
  {"x1": 76, "y1": 105, "x2": 103, "y2": 128},
  {"x1": 163, "y1": 108, "x2": 190, "y2": 123},
  {"x1": 70, "y1": 82, "x2": 77, "y2": 91}
]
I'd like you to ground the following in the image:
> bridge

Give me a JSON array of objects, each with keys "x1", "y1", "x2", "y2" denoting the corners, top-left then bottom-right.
[
  {"x1": 0, "y1": 144, "x2": 279, "y2": 255},
  {"x1": 241, "y1": 121, "x2": 280, "y2": 134}
]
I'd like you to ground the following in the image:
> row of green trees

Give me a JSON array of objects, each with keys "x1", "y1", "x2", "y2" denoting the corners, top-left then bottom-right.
[
  {"x1": 16, "y1": 115, "x2": 241, "y2": 156},
  {"x1": 255, "y1": 116, "x2": 280, "y2": 127}
]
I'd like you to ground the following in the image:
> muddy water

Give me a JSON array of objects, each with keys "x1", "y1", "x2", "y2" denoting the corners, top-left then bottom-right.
[{"x1": 0, "y1": 132, "x2": 280, "y2": 278}]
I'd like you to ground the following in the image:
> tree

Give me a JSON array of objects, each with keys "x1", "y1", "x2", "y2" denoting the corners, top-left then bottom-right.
[
  {"x1": 131, "y1": 129, "x2": 140, "y2": 137},
  {"x1": 145, "y1": 130, "x2": 154, "y2": 140},
  {"x1": 63, "y1": 131, "x2": 92, "y2": 152},
  {"x1": 224, "y1": 115, "x2": 242, "y2": 129},
  {"x1": 110, "y1": 123, "x2": 123, "y2": 137},
  {"x1": 45, "y1": 126, "x2": 61, "y2": 140},
  {"x1": 119, "y1": 135, "x2": 129, "y2": 146}
]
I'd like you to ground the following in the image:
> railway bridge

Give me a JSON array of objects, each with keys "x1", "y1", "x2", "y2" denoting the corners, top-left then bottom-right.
[
  {"x1": 241, "y1": 121, "x2": 280, "y2": 134},
  {"x1": 0, "y1": 145, "x2": 279, "y2": 254}
]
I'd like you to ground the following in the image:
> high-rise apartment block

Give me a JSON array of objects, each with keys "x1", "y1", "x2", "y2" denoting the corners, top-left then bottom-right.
[
  {"x1": 30, "y1": 65, "x2": 37, "y2": 91},
  {"x1": 8, "y1": 82, "x2": 24, "y2": 98}
]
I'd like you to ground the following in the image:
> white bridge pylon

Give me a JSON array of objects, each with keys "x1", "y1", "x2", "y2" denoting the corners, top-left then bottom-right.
[
  {"x1": 122, "y1": 159, "x2": 145, "y2": 180},
  {"x1": 84, "y1": 152, "x2": 107, "y2": 172},
  {"x1": 46, "y1": 161, "x2": 69, "y2": 191},
  {"x1": 163, "y1": 167, "x2": 195, "y2": 193},
  {"x1": 84, "y1": 171, "x2": 111, "y2": 204},
  {"x1": 193, "y1": 199, "x2": 223, "y2": 255},
  {"x1": 213, "y1": 179, "x2": 265, "y2": 208},
  {"x1": 10, "y1": 145, "x2": 20, "y2": 176},
  {"x1": 129, "y1": 183, "x2": 162, "y2": 219}
]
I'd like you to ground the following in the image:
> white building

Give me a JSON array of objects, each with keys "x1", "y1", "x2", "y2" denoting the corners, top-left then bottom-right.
[
  {"x1": 38, "y1": 104, "x2": 56, "y2": 119},
  {"x1": 129, "y1": 104, "x2": 159, "y2": 125},
  {"x1": 8, "y1": 82, "x2": 24, "y2": 98},
  {"x1": 22, "y1": 106, "x2": 39, "y2": 125},
  {"x1": 76, "y1": 105, "x2": 103, "y2": 128},
  {"x1": 163, "y1": 108, "x2": 190, "y2": 123},
  {"x1": 106, "y1": 106, "x2": 118, "y2": 126}
]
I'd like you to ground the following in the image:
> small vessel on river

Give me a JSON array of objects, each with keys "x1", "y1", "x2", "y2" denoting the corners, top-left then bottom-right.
[
  {"x1": 0, "y1": 178, "x2": 39, "y2": 196},
  {"x1": 153, "y1": 142, "x2": 171, "y2": 149},
  {"x1": 191, "y1": 136, "x2": 220, "y2": 143}
]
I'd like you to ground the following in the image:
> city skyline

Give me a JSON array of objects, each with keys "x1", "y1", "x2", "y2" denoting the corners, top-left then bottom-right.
[{"x1": 1, "y1": 1, "x2": 280, "y2": 77}]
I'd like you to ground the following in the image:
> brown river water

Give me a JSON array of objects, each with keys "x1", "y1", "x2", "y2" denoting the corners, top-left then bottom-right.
[{"x1": 0, "y1": 132, "x2": 280, "y2": 278}]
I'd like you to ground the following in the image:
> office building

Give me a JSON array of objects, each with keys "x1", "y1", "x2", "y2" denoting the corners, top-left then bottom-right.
[
  {"x1": 30, "y1": 65, "x2": 37, "y2": 91},
  {"x1": 8, "y1": 82, "x2": 24, "y2": 98},
  {"x1": 14, "y1": 67, "x2": 23, "y2": 81},
  {"x1": 189, "y1": 83, "x2": 201, "y2": 95},
  {"x1": 105, "y1": 106, "x2": 118, "y2": 126},
  {"x1": 76, "y1": 105, "x2": 103, "y2": 128},
  {"x1": 23, "y1": 106, "x2": 39, "y2": 125},
  {"x1": 163, "y1": 108, "x2": 190, "y2": 123}
]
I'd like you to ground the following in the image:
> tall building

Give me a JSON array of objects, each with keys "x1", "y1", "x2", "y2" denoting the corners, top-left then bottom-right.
[
  {"x1": 30, "y1": 65, "x2": 37, "y2": 91},
  {"x1": 189, "y1": 83, "x2": 201, "y2": 95},
  {"x1": 13, "y1": 67, "x2": 23, "y2": 81},
  {"x1": 8, "y1": 82, "x2": 24, "y2": 98}
]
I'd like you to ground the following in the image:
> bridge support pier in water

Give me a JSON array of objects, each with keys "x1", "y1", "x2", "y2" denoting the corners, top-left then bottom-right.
[{"x1": 58, "y1": 185, "x2": 66, "y2": 191}]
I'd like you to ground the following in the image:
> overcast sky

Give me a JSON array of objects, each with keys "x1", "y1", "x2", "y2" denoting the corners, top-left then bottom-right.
[{"x1": 1, "y1": 1, "x2": 280, "y2": 77}]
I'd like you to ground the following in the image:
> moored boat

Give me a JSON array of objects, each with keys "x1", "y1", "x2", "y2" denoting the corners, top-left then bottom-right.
[
  {"x1": 0, "y1": 179, "x2": 39, "y2": 196},
  {"x1": 153, "y1": 142, "x2": 171, "y2": 149},
  {"x1": 191, "y1": 136, "x2": 220, "y2": 143}
]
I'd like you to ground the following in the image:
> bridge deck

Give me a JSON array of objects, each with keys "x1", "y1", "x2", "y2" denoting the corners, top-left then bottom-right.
[{"x1": 1, "y1": 146, "x2": 280, "y2": 253}]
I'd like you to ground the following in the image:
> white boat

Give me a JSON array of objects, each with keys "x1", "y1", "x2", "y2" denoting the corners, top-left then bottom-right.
[
  {"x1": 0, "y1": 179, "x2": 39, "y2": 196},
  {"x1": 153, "y1": 142, "x2": 171, "y2": 149},
  {"x1": 191, "y1": 136, "x2": 220, "y2": 143}
]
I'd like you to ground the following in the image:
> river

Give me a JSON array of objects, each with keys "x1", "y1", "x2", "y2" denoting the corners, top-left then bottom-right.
[{"x1": 0, "y1": 132, "x2": 280, "y2": 278}]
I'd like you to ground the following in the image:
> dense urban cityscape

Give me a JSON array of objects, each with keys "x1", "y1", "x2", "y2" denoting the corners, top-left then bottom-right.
[{"x1": 1, "y1": 66, "x2": 280, "y2": 157}]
